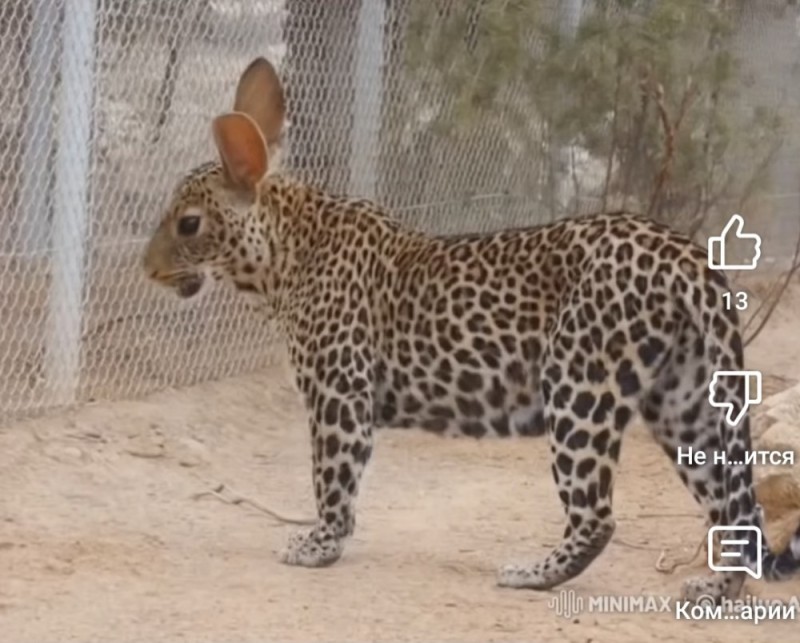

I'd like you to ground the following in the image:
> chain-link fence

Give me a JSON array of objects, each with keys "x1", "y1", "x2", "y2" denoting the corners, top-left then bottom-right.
[{"x1": 1, "y1": 0, "x2": 799, "y2": 425}]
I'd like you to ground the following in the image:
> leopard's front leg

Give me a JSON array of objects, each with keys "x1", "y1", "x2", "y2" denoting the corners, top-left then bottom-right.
[{"x1": 279, "y1": 375, "x2": 374, "y2": 568}]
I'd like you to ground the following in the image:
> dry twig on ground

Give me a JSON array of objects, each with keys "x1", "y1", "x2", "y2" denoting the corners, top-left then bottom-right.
[{"x1": 191, "y1": 483, "x2": 315, "y2": 526}]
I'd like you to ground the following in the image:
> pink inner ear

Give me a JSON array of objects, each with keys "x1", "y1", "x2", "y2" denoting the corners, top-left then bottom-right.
[{"x1": 212, "y1": 113, "x2": 268, "y2": 189}]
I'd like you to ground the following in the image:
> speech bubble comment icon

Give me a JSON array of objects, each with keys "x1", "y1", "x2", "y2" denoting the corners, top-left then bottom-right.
[
  {"x1": 707, "y1": 214, "x2": 762, "y2": 271},
  {"x1": 708, "y1": 370, "x2": 762, "y2": 426},
  {"x1": 708, "y1": 525, "x2": 762, "y2": 580}
]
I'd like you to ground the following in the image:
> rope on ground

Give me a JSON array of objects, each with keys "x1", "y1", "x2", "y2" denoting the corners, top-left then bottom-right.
[
  {"x1": 190, "y1": 483, "x2": 316, "y2": 526},
  {"x1": 655, "y1": 535, "x2": 707, "y2": 574}
]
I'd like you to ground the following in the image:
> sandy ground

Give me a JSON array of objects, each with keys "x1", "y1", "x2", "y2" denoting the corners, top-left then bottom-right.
[
  {"x1": 1, "y1": 372, "x2": 800, "y2": 642},
  {"x1": 2, "y1": 277, "x2": 800, "y2": 642}
]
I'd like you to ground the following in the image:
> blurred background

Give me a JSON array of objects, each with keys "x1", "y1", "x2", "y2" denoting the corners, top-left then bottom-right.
[{"x1": 0, "y1": 0, "x2": 799, "y2": 424}]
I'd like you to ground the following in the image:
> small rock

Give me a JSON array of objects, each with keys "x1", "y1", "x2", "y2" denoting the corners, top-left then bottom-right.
[
  {"x1": 61, "y1": 446, "x2": 83, "y2": 459},
  {"x1": 124, "y1": 434, "x2": 165, "y2": 459},
  {"x1": 173, "y1": 437, "x2": 210, "y2": 467},
  {"x1": 42, "y1": 444, "x2": 86, "y2": 463},
  {"x1": 125, "y1": 446, "x2": 164, "y2": 459}
]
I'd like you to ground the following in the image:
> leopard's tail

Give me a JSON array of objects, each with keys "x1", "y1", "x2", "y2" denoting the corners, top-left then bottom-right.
[{"x1": 686, "y1": 262, "x2": 800, "y2": 581}]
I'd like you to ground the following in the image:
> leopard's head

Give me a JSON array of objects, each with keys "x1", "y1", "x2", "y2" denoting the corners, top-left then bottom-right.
[{"x1": 143, "y1": 57, "x2": 286, "y2": 299}]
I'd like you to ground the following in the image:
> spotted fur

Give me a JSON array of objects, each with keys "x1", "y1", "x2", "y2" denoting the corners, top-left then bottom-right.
[{"x1": 143, "y1": 57, "x2": 800, "y2": 601}]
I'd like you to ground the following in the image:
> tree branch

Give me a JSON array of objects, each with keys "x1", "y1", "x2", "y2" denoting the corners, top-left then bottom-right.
[{"x1": 647, "y1": 77, "x2": 696, "y2": 218}]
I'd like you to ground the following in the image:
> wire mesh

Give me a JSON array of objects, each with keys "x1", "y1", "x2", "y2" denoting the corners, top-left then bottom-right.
[{"x1": 0, "y1": 0, "x2": 799, "y2": 424}]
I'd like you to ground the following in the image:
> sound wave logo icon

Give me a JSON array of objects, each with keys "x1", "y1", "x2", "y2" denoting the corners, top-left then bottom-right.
[{"x1": 548, "y1": 589, "x2": 585, "y2": 619}]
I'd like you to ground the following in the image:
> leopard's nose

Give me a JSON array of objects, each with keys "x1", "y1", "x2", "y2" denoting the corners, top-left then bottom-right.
[{"x1": 143, "y1": 255, "x2": 164, "y2": 281}]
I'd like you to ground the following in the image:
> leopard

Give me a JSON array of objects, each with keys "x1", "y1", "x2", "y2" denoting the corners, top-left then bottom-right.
[{"x1": 142, "y1": 56, "x2": 800, "y2": 603}]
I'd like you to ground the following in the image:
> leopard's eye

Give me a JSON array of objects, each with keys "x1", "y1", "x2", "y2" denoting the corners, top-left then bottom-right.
[{"x1": 177, "y1": 215, "x2": 201, "y2": 237}]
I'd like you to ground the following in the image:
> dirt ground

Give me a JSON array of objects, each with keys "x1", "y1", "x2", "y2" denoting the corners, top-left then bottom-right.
[{"x1": 3, "y1": 282, "x2": 800, "y2": 642}]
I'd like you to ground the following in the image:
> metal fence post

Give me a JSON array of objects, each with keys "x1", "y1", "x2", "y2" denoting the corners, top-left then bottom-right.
[
  {"x1": 348, "y1": 0, "x2": 385, "y2": 199},
  {"x1": 44, "y1": 0, "x2": 97, "y2": 406}
]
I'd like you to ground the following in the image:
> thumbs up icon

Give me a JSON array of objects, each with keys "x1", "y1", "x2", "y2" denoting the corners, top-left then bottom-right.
[{"x1": 707, "y1": 214, "x2": 762, "y2": 271}]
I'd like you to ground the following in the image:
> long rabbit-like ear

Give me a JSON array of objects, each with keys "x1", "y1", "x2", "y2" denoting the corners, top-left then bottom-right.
[
  {"x1": 233, "y1": 57, "x2": 286, "y2": 147},
  {"x1": 212, "y1": 112, "x2": 268, "y2": 191}
]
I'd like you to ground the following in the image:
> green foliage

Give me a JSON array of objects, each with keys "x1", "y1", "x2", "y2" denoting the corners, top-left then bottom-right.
[
  {"x1": 404, "y1": 0, "x2": 785, "y2": 231},
  {"x1": 407, "y1": 0, "x2": 539, "y2": 128}
]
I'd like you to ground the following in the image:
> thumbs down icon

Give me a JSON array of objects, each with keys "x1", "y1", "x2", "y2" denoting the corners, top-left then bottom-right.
[{"x1": 709, "y1": 370, "x2": 762, "y2": 426}]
